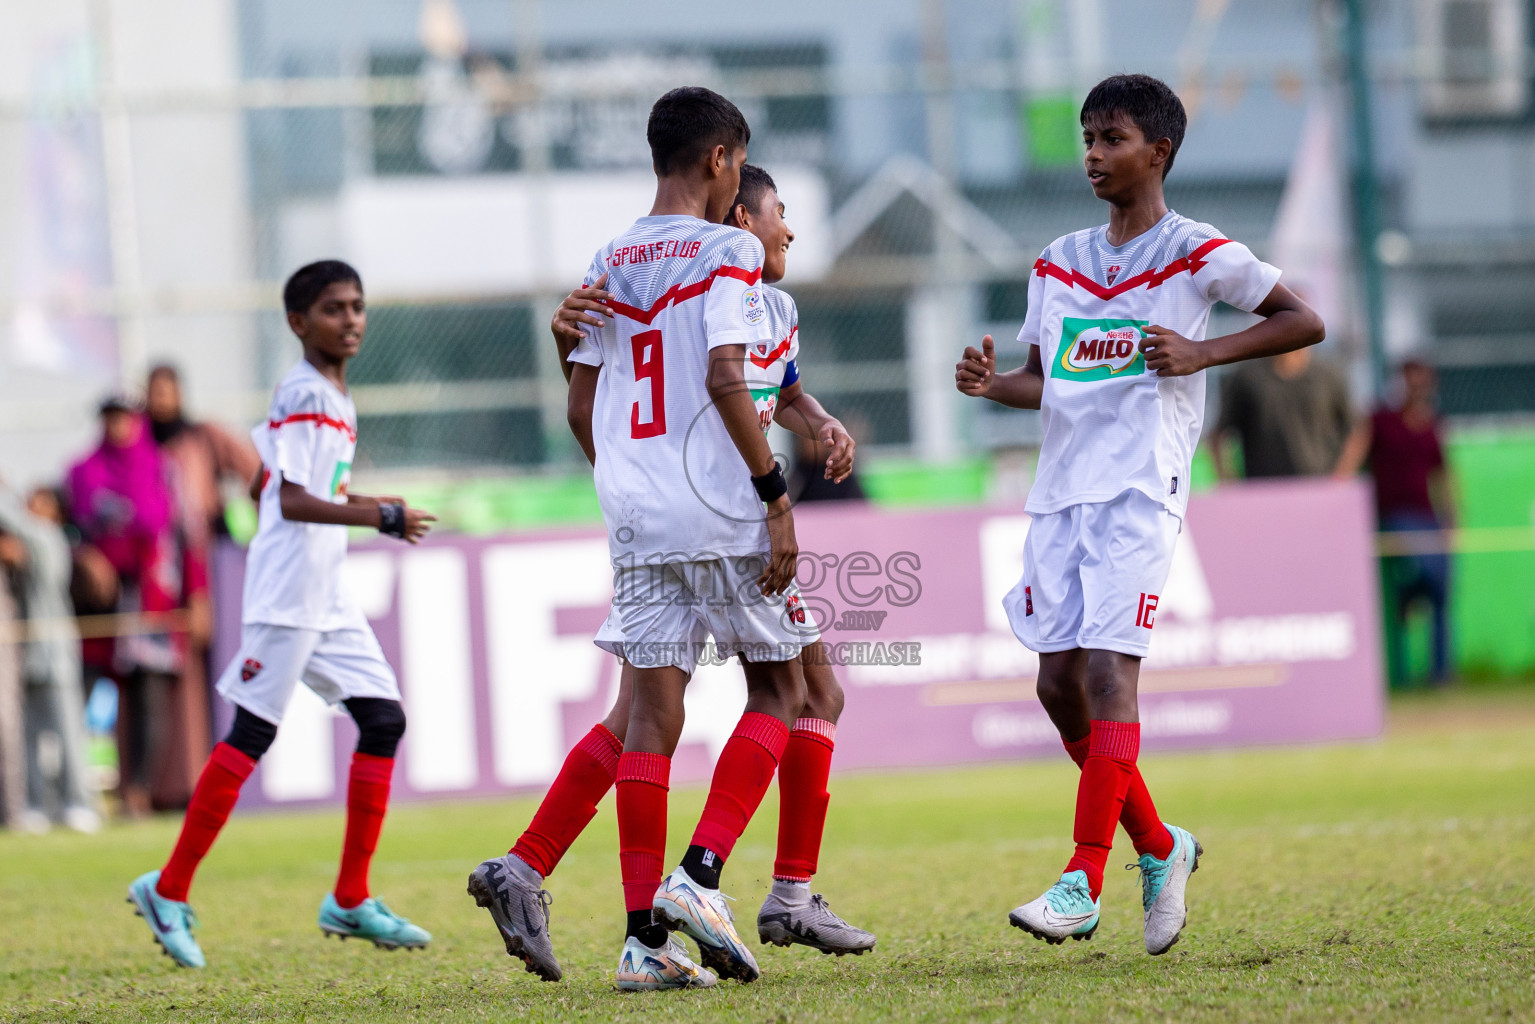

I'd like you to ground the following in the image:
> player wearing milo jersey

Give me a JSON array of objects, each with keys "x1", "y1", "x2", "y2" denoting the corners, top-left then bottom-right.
[{"x1": 956, "y1": 75, "x2": 1323, "y2": 956}]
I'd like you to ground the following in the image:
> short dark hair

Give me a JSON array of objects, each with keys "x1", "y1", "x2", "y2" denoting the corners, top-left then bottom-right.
[
  {"x1": 647, "y1": 87, "x2": 750, "y2": 176},
  {"x1": 283, "y1": 260, "x2": 363, "y2": 314},
  {"x1": 1080, "y1": 74, "x2": 1187, "y2": 178},
  {"x1": 726, "y1": 164, "x2": 778, "y2": 224}
]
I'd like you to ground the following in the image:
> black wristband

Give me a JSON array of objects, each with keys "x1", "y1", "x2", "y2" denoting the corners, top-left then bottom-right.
[
  {"x1": 751, "y1": 465, "x2": 788, "y2": 503},
  {"x1": 378, "y1": 501, "x2": 407, "y2": 538}
]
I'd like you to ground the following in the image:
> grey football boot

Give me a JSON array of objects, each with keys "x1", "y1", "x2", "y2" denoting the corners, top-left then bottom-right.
[
  {"x1": 757, "y1": 891, "x2": 876, "y2": 956},
  {"x1": 467, "y1": 854, "x2": 561, "y2": 981}
]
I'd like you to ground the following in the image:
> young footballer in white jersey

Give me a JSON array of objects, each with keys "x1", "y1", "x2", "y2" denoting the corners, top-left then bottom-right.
[
  {"x1": 518, "y1": 87, "x2": 816, "y2": 991},
  {"x1": 128, "y1": 261, "x2": 436, "y2": 969},
  {"x1": 468, "y1": 164, "x2": 873, "y2": 987},
  {"x1": 955, "y1": 75, "x2": 1324, "y2": 954}
]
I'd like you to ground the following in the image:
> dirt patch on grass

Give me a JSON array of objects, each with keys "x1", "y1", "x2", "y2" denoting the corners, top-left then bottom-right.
[{"x1": 1388, "y1": 684, "x2": 1535, "y2": 735}]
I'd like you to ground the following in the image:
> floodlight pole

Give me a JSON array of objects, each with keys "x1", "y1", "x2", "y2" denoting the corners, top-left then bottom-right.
[{"x1": 1339, "y1": 0, "x2": 1388, "y2": 397}]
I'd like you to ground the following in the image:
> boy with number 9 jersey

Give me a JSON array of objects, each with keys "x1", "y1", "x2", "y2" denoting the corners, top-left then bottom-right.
[{"x1": 956, "y1": 75, "x2": 1324, "y2": 955}]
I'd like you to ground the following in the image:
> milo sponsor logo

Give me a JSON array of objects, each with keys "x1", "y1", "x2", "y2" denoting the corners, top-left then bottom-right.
[
  {"x1": 750, "y1": 386, "x2": 779, "y2": 433},
  {"x1": 1053, "y1": 318, "x2": 1149, "y2": 381}
]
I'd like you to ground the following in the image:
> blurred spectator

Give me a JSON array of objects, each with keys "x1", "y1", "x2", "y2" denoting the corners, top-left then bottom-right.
[
  {"x1": 65, "y1": 396, "x2": 187, "y2": 815},
  {"x1": 1335, "y1": 360, "x2": 1455, "y2": 685},
  {"x1": 1212, "y1": 348, "x2": 1353, "y2": 479},
  {"x1": 0, "y1": 484, "x2": 99, "y2": 833},
  {"x1": 146, "y1": 364, "x2": 261, "y2": 543},
  {"x1": 0, "y1": 561, "x2": 23, "y2": 828},
  {"x1": 146, "y1": 364, "x2": 258, "y2": 800},
  {"x1": 791, "y1": 433, "x2": 867, "y2": 503},
  {"x1": 790, "y1": 411, "x2": 868, "y2": 504}
]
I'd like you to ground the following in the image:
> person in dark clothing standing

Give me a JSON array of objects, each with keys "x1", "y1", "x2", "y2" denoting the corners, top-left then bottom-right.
[
  {"x1": 1212, "y1": 347, "x2": 1352, "y2": 479},
  {"x1": 1335, "y1": 359, "x2": 1455, "y2": 685}
]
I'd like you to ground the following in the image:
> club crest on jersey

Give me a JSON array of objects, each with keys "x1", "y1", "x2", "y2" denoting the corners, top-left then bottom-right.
[
  {"x1": 742, "y1": 287, "x2": 766, "y2": 326},
  {"x1": 1052, "y1": 317, "x2": 1149, "y2": 381},
  {"x1": 240, "y1": 658, "x2": 263, "y2": 682},
  {"x1": 1106, "y1": 264, "x2": 1122, "y2": 285}
]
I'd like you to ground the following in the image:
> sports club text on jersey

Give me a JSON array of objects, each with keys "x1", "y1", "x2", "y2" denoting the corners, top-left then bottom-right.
[
  {"x1": 607, "y1": 238, "x2": 704, "y2": 268},
  {"x1": 569, "y1": 215, "x2": 776, "y2": 561}
]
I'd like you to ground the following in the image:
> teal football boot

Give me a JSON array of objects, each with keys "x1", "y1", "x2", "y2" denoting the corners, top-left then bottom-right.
[
  {"x1": 1133, "y1": 823, "x2": 1203, "y2": 954},
  {"x1": 318, "y1": 893, "x2": 431, "y2": 950},
  {"x1": 128, "y1": 870, "x2": 206, "y2": 968},
  {"x1": 1008, "y1": 869, "x2": 1101, "y2": 943}
]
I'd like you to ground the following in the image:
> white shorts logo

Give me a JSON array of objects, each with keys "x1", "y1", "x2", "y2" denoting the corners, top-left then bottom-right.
[{"x1": 742, "y1": 287, "x2": 766, "y2": 326}]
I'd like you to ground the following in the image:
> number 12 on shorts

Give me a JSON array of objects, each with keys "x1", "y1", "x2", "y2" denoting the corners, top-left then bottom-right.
[
  {"x1": 630, "y1": 329, "x2": 666, "y2": 438},
  {"x1": 1136, "y1": 592, "x2": 1159, "y2": 630}
]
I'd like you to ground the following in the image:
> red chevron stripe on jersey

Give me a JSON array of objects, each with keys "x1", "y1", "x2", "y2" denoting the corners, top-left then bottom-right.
[
  {"x1": 605, "y1": 264, "x2": 763, "y2": 326},
  {"x1": 267, "y1": 412, "x2": 357, "y2": 442},
  {"x1": 1035, "y1": 237, "x2": 1231, "y2": 300},
  {"x1": 750, "y1": 326, "x2": 797, "y2": 368}
]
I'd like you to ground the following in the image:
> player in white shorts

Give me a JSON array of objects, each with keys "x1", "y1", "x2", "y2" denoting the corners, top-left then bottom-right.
[
  {"x1": 483, "y1": 89, "x2": 814, "y2": 992},
  {"x1": 956, "y1": 75, "x2": 1324, "y2": 955},
  {"x1": 128, "y1": 261, "x2": 436, "y2": 970},
  {"x1": 468, "y1": 166, "x2": 875, "y2": 980}
]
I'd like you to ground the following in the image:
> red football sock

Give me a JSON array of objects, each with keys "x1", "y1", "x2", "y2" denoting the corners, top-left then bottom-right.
[
  {"x1": 1062, "y1": 732, "x2": 1173, "y2": 860},
  {"x1": 511, "y1": 724, "x2": 622, "y2": 877},
  {"x1": 1120, "y1": 770, "x2": 1174, "y2": 859},
  {"x1": 690, "y1": 711, "x2": 790, "y2": 861},
  {"x1": 1064, "y1": 721, "x2": 1139, "y2": 899},
  {"x1": 616, "y1": 751, "x2": 670, "y2": 913},
  {"x1": 334, "y1": 752, "x2": 394, "y2": 909},
  {"x1": 156, "y1": 742, "x2": 256, "y2": 901},
  {"x1": 773, "y1": 718, "x2": 836, "y2": 882}
]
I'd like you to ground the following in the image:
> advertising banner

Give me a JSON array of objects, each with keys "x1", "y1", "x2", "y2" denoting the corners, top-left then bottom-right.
[{"x1": 212, "y1": 478, "x2": 1383, "y2": 808}]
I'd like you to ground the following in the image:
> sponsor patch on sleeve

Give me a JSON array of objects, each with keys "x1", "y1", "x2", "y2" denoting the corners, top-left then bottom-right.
[{"x1": 742, "y1": 287, "x2": 766, "y2": 326}]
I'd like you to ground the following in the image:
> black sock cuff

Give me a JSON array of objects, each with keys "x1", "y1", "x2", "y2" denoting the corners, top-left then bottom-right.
[{"x1": 680, "y1": 844, "x2": 723, "y2": 890}]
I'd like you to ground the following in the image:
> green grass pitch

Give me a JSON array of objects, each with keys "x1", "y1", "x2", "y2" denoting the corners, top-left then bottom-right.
[{"x1": 3, "y1": 687, "x2": 1532, "y2": 1022}]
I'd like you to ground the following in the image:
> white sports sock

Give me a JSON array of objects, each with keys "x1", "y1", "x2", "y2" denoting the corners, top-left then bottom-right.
[{"x1": 771, "y1": 878, "x2": 811, "y2": 903}]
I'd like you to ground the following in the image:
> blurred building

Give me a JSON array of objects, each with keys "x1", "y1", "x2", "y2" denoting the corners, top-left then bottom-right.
[{"x1": 0, "y1": 0, "x2": 1531, "y2": 486}]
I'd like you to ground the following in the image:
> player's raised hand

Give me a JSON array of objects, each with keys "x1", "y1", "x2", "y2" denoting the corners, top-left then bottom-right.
[
  {"x1": 403, "y1": 506, "x2": 437, "y2": 544},
  {"x1": 1139, "y1": 324, "x2": 1206, "y2": 377},
  {"x1": 955, "y1": 335, "x2": 997, "y2": 397},
  {"x1": 759, "y1": 495, "x2": 799, "y2": 596},
  {"x1": 550, "y1": 273, "x2": 615, "y2": 345},
  {"x1": 819, "y1": 420, "x2": 855, "y2": 483}
]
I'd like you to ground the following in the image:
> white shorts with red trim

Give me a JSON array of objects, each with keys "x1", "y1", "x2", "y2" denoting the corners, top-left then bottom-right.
[
  {"x1": 1003, "y1": 489, "x2": 1180, "y2": 659},
  {"x1": 215, "y1": 621, "x2": 399, "y2": 724},
  {"x1": 606, "y1": 555, "x2": 819, "y2": 674}
]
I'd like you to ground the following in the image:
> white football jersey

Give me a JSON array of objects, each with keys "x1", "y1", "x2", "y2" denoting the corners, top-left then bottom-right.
[
  {"x1": 570, "y1": 215, "x2": 775, "y2": 563},
  {"x1": 244, "y1": 359, "x2": 363, "y2": 631},
  {"x1": 1018, "y1": 210, "x2": 1281, "y2": 519},
  {"x1": 744, "y1": 284, "x2": 801, "y2": 433}
]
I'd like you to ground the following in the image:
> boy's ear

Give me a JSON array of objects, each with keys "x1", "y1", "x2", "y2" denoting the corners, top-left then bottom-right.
[
  {"x1": 1151, "y1": 137, "x2": 1172, "y2": 168},
  {"x1": 286, "y1": 310, "x2": 307, "y2": 337},
  {"x1": 706, "y1": 142, "x2": 727, "y2": 178}
]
